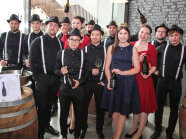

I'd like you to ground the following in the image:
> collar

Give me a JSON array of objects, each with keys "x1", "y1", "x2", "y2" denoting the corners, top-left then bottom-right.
[
  {"x1": 169, "y1": 42, "x2": 182, "y2": 48},
  {"x1": 90, "y1": 43, "x2": 102, "y2": 49},
  {"x1": 155, "y1": 40, "x2": 167, "y2": 46},
  {"x1": 67, "y1": 47, "x2": 80, "y2": 53},
  {"x1": 9, "y1": 30, "x2": 20, "y2": 36},
  {"x1": 108, "y1": 35, "x2": 115, "y2": 40},
  {"x1": 32, "y1": 31, "x2": 43, "y2": 36},
  {"x1": 45, "y1": 33, "x2": 57, "y2": 41}
]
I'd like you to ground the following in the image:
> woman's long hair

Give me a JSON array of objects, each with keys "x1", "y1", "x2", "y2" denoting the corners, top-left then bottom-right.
[{"x1": 111, "y1": 23, "x2": 131, "y2": 54}]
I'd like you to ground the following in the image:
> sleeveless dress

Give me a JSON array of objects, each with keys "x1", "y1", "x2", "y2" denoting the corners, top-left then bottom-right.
[
  {"x1": 131, "y1": 42, "x2": 157, "y2": 113},
  {"x1": 101, "y1": 44, "x2": 141, "y2": 116}
]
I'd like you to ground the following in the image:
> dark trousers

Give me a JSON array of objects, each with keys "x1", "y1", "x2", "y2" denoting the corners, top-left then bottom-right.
[
  {"x1": 152, "y1": 74, "x2": 158, "y2": 92},
  {"x1": 59, "y1": 85, "x2": 84, "y2": 137},
  {"x1": 82, "y1": 80, "x2": 105, "y2": 131},
  {"x1": 35, "y1": 74, "x2": 60, "y2": 136},
  {"x1": 155, "y1": 77, "x2": 182, "y2": 135}
]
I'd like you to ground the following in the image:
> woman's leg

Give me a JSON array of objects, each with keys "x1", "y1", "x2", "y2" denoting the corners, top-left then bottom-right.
[
  {"x1": 112, "y1": 112, "x2": 119, "y2": 138},
  {"x1": 115, "y1": 113, "x2": 127, "y2": 139},
  {"x1": 127, "y1": 113, "x2": 139, "y2": 135},
  {"x1": 132, "y1": 112, "x2": 148, "y2": 139}
]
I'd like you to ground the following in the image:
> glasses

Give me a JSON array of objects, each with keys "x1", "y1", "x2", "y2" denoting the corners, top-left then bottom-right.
[
  {"x1": 69, "y1": 39, "x2": 80, "y2": 43},
  {"x1": 157, "y1": 31, "x2": 166, "y2": 34}
]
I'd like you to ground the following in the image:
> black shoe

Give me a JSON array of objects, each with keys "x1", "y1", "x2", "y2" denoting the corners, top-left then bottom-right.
[
  {"x1": 125, "y1": 129, "x2": 138, "y2": 137},
  {"x1": 38, "y1": 135, "x2": 44, "y2": 139},
  {"x1": 45, "y1": 125, "x2": 59, "y2": 136},
  {"x1": 139, "y1": 134, "x2": 143, "y2": 139},
  {"x1": 80, "y1": 128, "x2": 87, "y2": 139},
  {"x1": 166, "y1": 134, "x2": 173, "y2": 139},
  {"x1": 69, "y1": 128, "x2": 75, "y2": 134},
  {"x1": 150, "y1": 131, "x2": 161, "y2": 139},
  {"x1": 97, "y1": 130, "x2": 104, "y2": 139}
]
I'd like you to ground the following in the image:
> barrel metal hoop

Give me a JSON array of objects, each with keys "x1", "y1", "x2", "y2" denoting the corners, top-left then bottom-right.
[
  {"x1": 0, "y1": 115, "x2": 37, "y2": 133},
  {"x1": 0, "y1": 104, "x2": 35, "y2": 118},
  {"x1": 179, "y1": 125, "x2": 186, "y2": 133},
  {"x1": 0, "y1": 93, "x2": 33, "y2": 107}
]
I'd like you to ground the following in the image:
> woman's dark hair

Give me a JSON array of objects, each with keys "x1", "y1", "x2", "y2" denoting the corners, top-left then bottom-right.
[
  {"x1": 139, "y1": 24, "x2": 152, "y2": 34},
  {"x1": 72, "y1": 16, "x2": 85, "y2": 24},
  {"x1": 111, "y1": 23, "x2": 131, "y2": 54}
]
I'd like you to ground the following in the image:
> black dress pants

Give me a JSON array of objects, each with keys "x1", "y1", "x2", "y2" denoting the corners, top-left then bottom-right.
[
  {"x1": 82, "y1": 80, "x2": 105, "y2": 131},
  {"x1": 155, "y1": 77, "x2": 182, "y2": 136},
  {"x1": 59, "y1": 85, "x2": 84, "y2": 137},
  {"x1": 35, "y1": 74, "x2": 60, "y2": 136},
  {"x1": 152, "y1": 74, "x2": 158, "y2": 92}
]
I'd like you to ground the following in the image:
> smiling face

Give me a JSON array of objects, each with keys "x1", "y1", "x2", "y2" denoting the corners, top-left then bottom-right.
[
  {"x1": 68, "y1": 36, "x2": 81, "y2": 50},
  {"x1": 72, "y1": 18, "x2": 83, "y2": 30},
  {"x1": 118, "y1": 28, "x2": 129, "y2": 43},
  {"x1": 168, "y1": 31, "x2": 182, "y2": 46},
  {"x1": 138, "y1": 27, "x2": 151, "y2": 41},
  {"x1": 46, "y1": 22, "x2": 59, "y2": 37},
  {"x1": 86, "y1": 24, "x2": 94, "y2": 32},
  {"x1": 60, "y1": 22, "x2": 70, "y2": 34}
]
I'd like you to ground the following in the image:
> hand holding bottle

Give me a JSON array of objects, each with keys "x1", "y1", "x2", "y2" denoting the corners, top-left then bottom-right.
[
  {"x1": 112, "y1": 69, "x2": 122, "y2": 75},
  {"x1": 139, "y1": 53, "x2": 146, "y2": 62},
  {"x1": 72, "y1": 79, "x2": 79, "y2": 89},
  {"x1": 61, "y1": 66, "x2": 68, "y2": 75}
]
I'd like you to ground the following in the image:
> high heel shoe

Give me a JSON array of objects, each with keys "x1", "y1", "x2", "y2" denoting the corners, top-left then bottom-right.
[
  {"x1": 69, "y1": 128, "x2": 75, "y2": 134},
  {"x1": 125, "y1": 129, "x2": 138, "y2": 138}
]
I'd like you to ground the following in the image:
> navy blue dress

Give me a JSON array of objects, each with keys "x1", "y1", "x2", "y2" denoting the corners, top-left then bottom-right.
[{"x1": 101, "y1": 44, "x2": 141, "y2": 116}]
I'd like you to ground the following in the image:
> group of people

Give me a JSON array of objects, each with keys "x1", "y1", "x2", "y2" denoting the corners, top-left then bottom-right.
[{"x1": 0, "y1": 11, "x2": 185, "y2": 139}]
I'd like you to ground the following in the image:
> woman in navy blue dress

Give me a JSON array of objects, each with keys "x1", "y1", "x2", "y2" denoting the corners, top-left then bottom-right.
[{"x1": 101, "y1": 23, "x2": 141, "y2": 139}]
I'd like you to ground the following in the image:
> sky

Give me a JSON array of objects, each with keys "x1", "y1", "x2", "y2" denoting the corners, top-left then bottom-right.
[{"x1": 0, "y1": 0, "x2": 24, "y2": 33}]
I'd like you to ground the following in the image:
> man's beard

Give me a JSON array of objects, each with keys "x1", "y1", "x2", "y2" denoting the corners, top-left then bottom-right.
[
  {"x1": 157, "y1": 36, "x2": 166, "y2": 41},
  {"x1": 92, "y1": 39, "x2": 100, "y2": 45},
  {"x1": 11, "y1": 28, "x2": 19, "y2": 33}
]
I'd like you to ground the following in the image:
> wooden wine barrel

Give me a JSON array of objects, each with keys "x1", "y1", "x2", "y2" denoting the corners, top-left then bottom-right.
[
  {"x1": 179, "y1": 91, "x2": 186, "y2": 139},
  {"x1": 0, "y1": 87, "x2": 38, "y2": 139}
]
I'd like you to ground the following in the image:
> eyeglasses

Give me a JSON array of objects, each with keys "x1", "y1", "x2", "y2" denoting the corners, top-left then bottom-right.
[
  {"x1": 69, "y1": 39, "x2": 80, "y2": 43},
  {"x1": 157, "y1": 31, "x2": 166, "y2": 34}
]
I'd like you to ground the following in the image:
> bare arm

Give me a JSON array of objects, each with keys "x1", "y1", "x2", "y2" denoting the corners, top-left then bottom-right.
[{"x1": 105, "y1": 45, "x2": 112, "y2": 81}]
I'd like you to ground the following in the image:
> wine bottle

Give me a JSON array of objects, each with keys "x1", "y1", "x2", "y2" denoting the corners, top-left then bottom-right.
[
  {"x1": 65, "y1": 73, "x2": 75, "y2": 88},
  {"x1": 137, "y1": 9, "x2": 147, "y2": 24},
  {"x1": 64, "y1": 0, "x2": 70, "y2": 13},
  {"x1": 2, "y1": 82, "x2": 7, "y2": 97},
  {"x1": 110, "y1": 72, "x2": 117, "y2": 89},
  {"x1": 142, "y1": 55, "x2": 149, "y2": 75}
]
